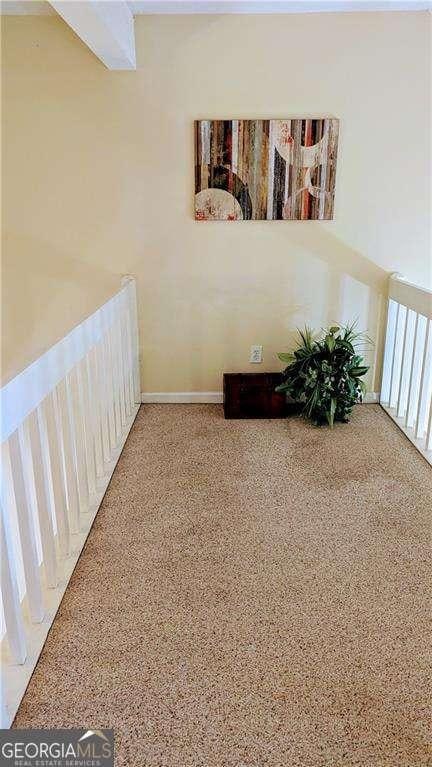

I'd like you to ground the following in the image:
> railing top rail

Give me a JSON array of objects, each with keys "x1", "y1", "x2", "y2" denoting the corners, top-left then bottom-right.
[
  {"x1": 389, "y1": 273, "x2": 432, "y2": 320},
  {"x1": 1, "y1": 279, "x2": 135, "y2": 443}
]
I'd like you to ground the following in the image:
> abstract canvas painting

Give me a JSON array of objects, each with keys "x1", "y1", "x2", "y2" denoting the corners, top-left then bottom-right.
[{"x1": 194, "y1": 119, "x2": 339, "y2": 221}]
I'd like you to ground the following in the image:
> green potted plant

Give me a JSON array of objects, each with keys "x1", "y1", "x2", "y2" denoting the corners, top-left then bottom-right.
[{"x1": 276, "y1": 324, "x2": 370, "y2": 427}]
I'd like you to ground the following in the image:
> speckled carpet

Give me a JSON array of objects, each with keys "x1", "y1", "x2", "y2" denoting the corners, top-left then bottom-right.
[{"x1": 14, "y1": 405, "x2": 432, "y2": 766}]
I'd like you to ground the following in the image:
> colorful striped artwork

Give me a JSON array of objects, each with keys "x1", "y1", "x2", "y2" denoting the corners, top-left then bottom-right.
[{"x1": 194, "y1": 119, "x2": 339, "y2": 221}]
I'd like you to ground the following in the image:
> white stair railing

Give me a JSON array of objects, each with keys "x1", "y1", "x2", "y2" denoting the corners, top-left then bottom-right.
[
  {"x1": 380, "y1": 273, "x2": 432, "y2": 464},
  {"x1": 0, "y1": 276, "x2": 141, "y2": 727}
]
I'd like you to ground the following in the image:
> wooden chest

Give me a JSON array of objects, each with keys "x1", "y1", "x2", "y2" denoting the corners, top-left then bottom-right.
[{"x1": 223, "y1": 372, "x2": 296, "y2": 419}]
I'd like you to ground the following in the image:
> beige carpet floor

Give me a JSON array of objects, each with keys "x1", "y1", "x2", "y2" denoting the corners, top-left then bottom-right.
[{"x1": 14, "y1": 404, "x2": 432, "y2": 766}]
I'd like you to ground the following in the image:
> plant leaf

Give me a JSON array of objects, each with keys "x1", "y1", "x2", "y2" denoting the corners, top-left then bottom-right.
[
  {"x1": 337, "y1": 339, "x2": 355, "y2": 353},
  {"x1": 331, "y1": 396, "x2": 337, "y2": 417},
  {"x1": 325, "y1": 334, "x2": 335, "y2": 352},
  {"x1": 297, "y1": 326, "x2": 316, "y2": 352},
  {"x1": 326, "y1": 397, "x2": 337, "y2": 427},
  {"x1": 277, "y1": 352, "x2": 295, "y2": 364}
]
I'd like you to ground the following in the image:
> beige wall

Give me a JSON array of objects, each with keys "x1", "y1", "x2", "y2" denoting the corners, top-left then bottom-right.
[{"x1": 2, "y1": 12, "x2": 430, "y2": 391}]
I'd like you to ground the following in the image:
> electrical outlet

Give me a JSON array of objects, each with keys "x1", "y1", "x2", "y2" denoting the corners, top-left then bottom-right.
[{"x1": 250, "y1": 345, "x2": 263, "y2": 363}]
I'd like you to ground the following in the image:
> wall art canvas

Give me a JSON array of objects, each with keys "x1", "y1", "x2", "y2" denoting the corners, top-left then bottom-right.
[{"x1": 194, "y1": 119, "x2": 339, "y2": 221}]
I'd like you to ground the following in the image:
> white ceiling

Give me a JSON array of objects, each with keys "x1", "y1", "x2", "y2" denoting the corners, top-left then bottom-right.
[{"x1": 1, "y1": 0, "x2": 431, "y2": 14}]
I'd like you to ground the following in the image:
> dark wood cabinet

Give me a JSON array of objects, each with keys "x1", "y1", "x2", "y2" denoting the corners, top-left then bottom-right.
[{"x1": 223, "y1": 372, "x2": 299, "y2": 419}]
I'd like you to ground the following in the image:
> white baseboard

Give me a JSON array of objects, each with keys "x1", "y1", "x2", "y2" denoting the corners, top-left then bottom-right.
[
  {"x1": 141, "y1": 392, "x2": 223, "y2": 403},
  {"x1": 142, "y1": 391, "x2": 380, "y2": 405},
  {"x1": 363, "y1": 392, "x2": 380, "y2": 404}
]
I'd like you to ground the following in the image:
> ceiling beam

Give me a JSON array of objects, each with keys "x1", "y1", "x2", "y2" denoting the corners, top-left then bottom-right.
[{"x1": 48, "y1": 0, "x2": 136, "y2": 70}]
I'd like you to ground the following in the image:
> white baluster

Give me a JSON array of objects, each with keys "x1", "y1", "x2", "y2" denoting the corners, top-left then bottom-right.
[
  {"x1": 0, "y1": 502, "x2": 26, "y2": 664},
  {"x1": 425, "y1": 396, "x2": 432, "y2": 451},
  {"x1": 86, "y1": 350, "x2": 104, "y2": 478},
  {"x1": 415, "y1": 318, "x2": 431, "y2": 439},
  {"x1": 94, "y1": 339, "x2": 111, "y2": 465},
  {"x1": 1, "y1": 693, "x2": 11, "y2": 728},
  {"x1": 114, "y1": 304, "x2": 127, "y2": 428},
  {"x1": 122, "y1": 290, "x2": 133, "y2": 417},
  {"x1": 56, "y1": 380, "x2": 80, "y2": 534},
  {"x1": 66, "y1": 368, "x2": 90, "y2": 512},
  {"x1": 76, "y1": 359, "x2": 97, "y2": 498},
  {"x1": 126, "y1": 312, "x2": 136, "y2": 409},
  {"x1": 396, "y1": 306, "x2": 409, "y2": 417},
  {"x1": 126, "y1": 278, "x2": 141, "y2": 404},
  {"x1": 121, "y1": 307, "x2": 133, "y2": 417},
  {"x1": 404, "y1": 312, "x2": 419, "y2": 427},
  {"x1": 106, "y1": 322, "x2": 121, "y2": 446},
  {"x1": 389, "y1": 304, "x2": 405, "y2": 409},
  {"x1": 120, "y1": 288, "x2": 135, "y2": 414},
  {"x1": 102, "y1": 334, "x2": 117, "y2": 452},
  {"x1": 40, "y1": 395, "x2": 70, "y2": 559},
  {"x1": 7, "y1": 430, "x2": 44, "y2": 623},
  {"x1": 380, "y1": 299, "x2": 397, "y2": 405},
  {"x1": 26, "y1": 411, "x2": 57, "y2": 588}
]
